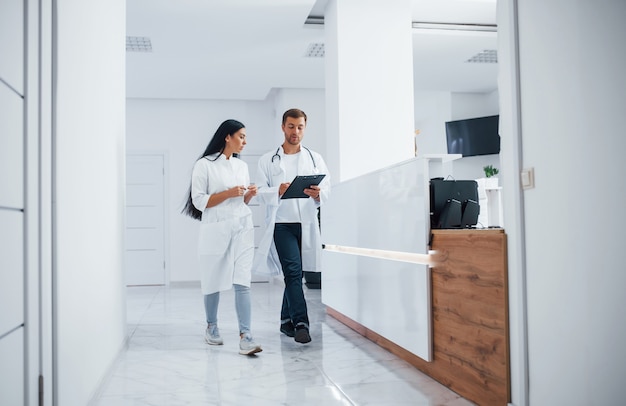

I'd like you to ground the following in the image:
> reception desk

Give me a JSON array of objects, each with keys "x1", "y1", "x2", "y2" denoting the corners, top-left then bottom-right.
[{"x1": 321, "y1": 158, "x2": 510, "y2": 405}]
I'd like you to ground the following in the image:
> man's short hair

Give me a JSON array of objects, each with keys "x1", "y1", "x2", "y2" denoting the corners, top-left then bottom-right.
[{"x1": 282, "y1": 108, "x2": 307, "y2": 125}]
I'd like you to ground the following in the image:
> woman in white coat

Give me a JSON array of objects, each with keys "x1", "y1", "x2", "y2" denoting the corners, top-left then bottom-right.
[
  {"x1": 253, "y1": 109, "x2": 331, "y2": 344},
  {"x1": 181, "y1": 119, "x2": 262, "y2": 355}
]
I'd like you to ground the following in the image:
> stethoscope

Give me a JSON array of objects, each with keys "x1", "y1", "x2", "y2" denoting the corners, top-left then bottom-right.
[{"x1": 271, "y1": 146, "x2": 317, "y2": 175}]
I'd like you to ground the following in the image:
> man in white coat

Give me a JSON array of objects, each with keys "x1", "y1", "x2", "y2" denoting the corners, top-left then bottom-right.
[{"x1": 254, "y1": 108, "x2": 331, "y2": 344}]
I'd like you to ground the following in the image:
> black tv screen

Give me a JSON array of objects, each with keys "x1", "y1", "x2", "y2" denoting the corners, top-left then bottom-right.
[{"x1": 445, "y1": 115, "x2": 500, "y2": 157}]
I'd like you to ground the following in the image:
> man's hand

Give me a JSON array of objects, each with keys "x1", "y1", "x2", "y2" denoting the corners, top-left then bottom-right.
[
  {"x1": 279, "y1": 182, "x2": 291, "y2": 197},
  {"x1": 304, "y1": 185, "x2": 321, "y2": 201}
]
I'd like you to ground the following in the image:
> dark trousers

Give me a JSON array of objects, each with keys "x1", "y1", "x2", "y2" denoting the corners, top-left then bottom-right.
[{"x1": 273, "y1": 223, "x2": 309, "y2": 328}]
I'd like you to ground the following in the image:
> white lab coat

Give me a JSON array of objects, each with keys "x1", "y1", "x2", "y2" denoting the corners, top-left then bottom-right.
[
  {"x1": 252, "y1": 146, "x2": 331, "y2": 276},
  {"x1": 191, "y1": 154, "x2": 254, "y2": 294}
]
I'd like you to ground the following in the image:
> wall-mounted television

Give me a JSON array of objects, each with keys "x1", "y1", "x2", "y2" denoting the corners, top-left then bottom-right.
[{"x1": 445, "y1": 115, "x2": 500, "y2": 157}]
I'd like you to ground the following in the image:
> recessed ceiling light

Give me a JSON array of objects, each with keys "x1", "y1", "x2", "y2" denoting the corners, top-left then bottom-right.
[
  {"x1": 305, "y1": 16, "x2": 324, "y2": 26},
  {"x1": 305, "y1": 43, "x2": 325, "y2": 58},
  {"x1": 412, "y1": 22, "x2": 497, "y2": 32},
  {"x1": 126, "y1": 36, "x2": 152, "y2": 52},
  {"x1": 466, "y1": 49, "x2": 497, "y2": 63}
]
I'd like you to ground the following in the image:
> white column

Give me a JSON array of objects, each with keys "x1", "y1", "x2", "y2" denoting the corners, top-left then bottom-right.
[{"x1": 325, "y1": 0, "x2": 415, "y2": 182}]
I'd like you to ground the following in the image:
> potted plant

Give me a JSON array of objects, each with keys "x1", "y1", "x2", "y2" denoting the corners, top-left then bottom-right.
[{"x1": 483, "y1": 165, "x2": 499, "y2": 188}]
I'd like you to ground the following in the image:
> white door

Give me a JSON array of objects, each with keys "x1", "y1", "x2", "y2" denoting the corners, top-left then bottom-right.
[{"x1": 125, "y1": 154, "x2": 166, "y2": 285}]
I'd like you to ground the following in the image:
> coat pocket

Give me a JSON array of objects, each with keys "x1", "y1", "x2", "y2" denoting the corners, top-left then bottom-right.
[{"x1": 198, "y1": 221, "x2": 232, "y2": 256}]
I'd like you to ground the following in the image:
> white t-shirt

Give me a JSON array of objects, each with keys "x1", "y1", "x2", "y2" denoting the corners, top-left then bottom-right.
[{"x1": 275, "y1": 152, "x2": 302, "y2": 223}]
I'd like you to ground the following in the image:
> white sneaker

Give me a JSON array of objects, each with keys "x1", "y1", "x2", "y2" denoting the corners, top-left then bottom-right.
[
  {"x1": 205, "y1": 324, "x2": 223, "y2": 345},
  {"x1": 239, "y1": 333, "x2": 262, "y2": 355}
]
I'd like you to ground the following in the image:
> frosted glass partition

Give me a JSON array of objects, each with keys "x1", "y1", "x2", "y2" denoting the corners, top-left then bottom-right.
[{"x1": 321, "y1": 157, "x2": 432, "y2": 361}]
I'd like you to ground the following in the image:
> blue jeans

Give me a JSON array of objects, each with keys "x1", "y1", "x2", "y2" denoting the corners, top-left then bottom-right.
[
  {"x1": 273, "y1": 223, "x2": 309, "y2": 329},
  {"x1": 204, "y1": 284, "x2": 251, "y2": 334}
]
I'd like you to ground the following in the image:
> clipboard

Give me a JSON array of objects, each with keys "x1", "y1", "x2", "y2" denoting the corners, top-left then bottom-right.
[{"x1": 280, "y1": 174, "x2": 326, "y2": 199}]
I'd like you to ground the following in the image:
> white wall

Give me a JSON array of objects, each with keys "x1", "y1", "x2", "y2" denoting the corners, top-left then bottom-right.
[
  {"x1": 414, "y1": 90, "x2": 452, "y2": 156},
  {"x1": 126, "y1": 89, "x2": 327, "y2": 283},
  {"x1": 502, "y1": 0, "x2": 626, "y2": 404},
  {"x1": 325, "y1": 0, "x2": 415, "y2": 182},
  {"x1": 54, "y1": 1, "x2": 126, "y2": 405},
  {"x1": 450, "y1": 90, "x2": 499, "y2": 120}
]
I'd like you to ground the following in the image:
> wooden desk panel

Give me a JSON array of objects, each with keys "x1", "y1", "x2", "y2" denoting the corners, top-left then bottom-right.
[{"x1": 429, "y1": 229, "x2": 509, "y2": 405}]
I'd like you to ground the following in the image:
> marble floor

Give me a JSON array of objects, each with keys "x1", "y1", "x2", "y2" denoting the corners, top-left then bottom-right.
[{"x1": 90, "y1": 279, "x2": 474, "y2": 406}]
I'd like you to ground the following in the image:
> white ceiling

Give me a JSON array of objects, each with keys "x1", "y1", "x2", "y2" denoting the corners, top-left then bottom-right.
[{"x1": 126, "y1": 0, "x2": 498, "y2": 101}]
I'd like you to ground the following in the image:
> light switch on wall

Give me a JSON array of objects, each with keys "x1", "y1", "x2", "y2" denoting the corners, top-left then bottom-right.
[{"x1": 521, "y1": 167, "x2": 535, "y2": 189}]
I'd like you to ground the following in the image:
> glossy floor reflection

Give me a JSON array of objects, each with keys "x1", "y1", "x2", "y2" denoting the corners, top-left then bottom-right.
[{"x1": 90, "y1": 279, "x2": 474, "y2": 405}]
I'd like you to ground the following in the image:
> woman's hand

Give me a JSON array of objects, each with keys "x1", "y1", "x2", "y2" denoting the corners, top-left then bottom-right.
[
  {"x1": 207, "y1": 185, "x2": 246, "y2": 207},
  {"x1": 244, "y1": 183, "x2": 257, "y2": 204},
  {"x1": 229, "y1": 185, "x2": 247, "y2": 198}
]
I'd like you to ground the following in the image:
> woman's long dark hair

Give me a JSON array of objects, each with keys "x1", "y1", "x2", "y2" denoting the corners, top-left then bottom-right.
[{"x1": 181, "y1": 119, "x2": 246, "y2": 220}]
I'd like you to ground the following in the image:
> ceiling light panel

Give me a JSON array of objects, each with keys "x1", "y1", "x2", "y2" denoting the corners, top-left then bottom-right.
[
  {"x1": 126, "y1": 36, "x2": 152, "y2": 52},
  {"x1": 305, "y1": 43, "x2": 325, "y2": 58},
  {"x1": 466, "y1": 49, "x2": 497, "y2": 63}
]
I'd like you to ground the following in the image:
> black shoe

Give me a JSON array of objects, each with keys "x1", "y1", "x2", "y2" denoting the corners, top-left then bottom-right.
[
  {"x1": 294, "y1": 325, "x2": 311, "y2": 344},
  {"x1": 280, "y1": 321, "x2": 295, "y2": 337}
]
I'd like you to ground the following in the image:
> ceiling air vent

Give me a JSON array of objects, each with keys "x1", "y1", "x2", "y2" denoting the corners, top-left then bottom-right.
[
  {"x1": 305, "y1": 43, "x2": 325, "y2": 58},
  {"x1": 126, "y1": 36, "x2": 152, "y2": 52},
  {"x1": 466, "y1": 49, "x2": 497, "y2": 63}
]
